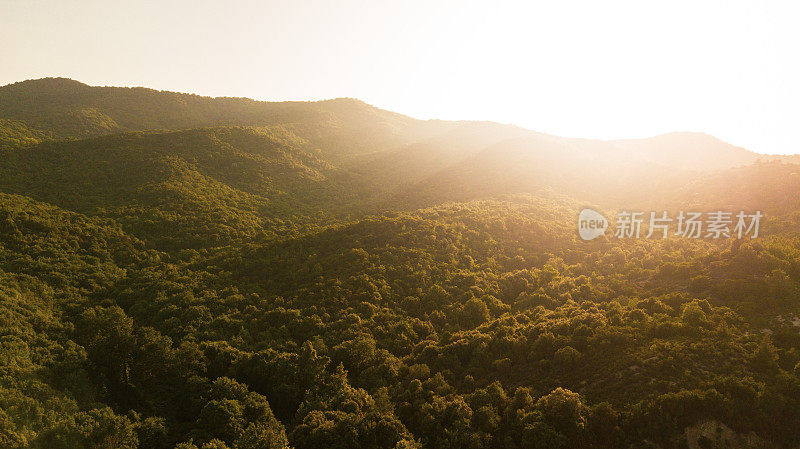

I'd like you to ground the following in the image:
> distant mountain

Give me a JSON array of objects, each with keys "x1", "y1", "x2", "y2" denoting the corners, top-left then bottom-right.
[
  {"x1": 2, "y1": 77, "x2": 799, "y2": 240},
  {"x1": 0, "y1": 77, "x2": 447, "y2": 160},
  {"x1": 608, "y1": 131, "x2": 799, "y2": 170},
  {"x1": 390, "y1": 131, "x2": 800, "y2": 210},
  {"x1": 347, "y1": 121, "x2": 531, "y2": 193}
]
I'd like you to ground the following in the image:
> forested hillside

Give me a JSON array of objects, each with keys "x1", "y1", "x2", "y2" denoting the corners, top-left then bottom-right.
[{"x1": 1, "y1": 79, "x2": 800, "y2": 449}]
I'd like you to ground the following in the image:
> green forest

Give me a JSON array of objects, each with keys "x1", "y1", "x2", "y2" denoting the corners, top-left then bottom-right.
[{"x1": 1, "y1": 78, "x2": 800, "y2": 449}]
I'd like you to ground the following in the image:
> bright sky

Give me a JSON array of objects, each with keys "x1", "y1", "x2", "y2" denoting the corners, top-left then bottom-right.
[{"x1": 2, "y1": 0, "x2": 798, "y2": 154}]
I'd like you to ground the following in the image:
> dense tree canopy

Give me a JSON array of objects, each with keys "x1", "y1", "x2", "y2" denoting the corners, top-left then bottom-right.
[{"x1": 1, "y1": 79, "x2": 800, "y2": 448}]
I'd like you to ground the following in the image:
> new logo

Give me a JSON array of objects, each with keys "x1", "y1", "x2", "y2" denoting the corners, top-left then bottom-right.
[{"x1": 578, "y1": 208, "x2": 608, "y2": 241}]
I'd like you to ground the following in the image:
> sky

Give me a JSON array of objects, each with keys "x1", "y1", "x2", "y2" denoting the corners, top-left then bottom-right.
[{"x1": 2, "y1": 0, "x2": 798, "y2": 154}]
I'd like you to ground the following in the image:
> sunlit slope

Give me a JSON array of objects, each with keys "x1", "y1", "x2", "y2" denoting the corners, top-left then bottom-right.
[
  {"x1": 391, "y1": 131, "x2": 800, "y2": 210},
  {"x1": 347, "y1": 121, "x2": 532, "y2": 192},
  {"x1": 0, "y1": 118, "x2": 45, "y2": 148}
]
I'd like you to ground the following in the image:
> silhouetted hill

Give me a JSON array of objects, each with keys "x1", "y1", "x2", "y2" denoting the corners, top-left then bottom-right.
[
  {"x1": 609, "y1": 131, "x2": 799, "y2": 170},
  {"x1": 0, "y1": 78, "x2": 447, "y2": 160}
]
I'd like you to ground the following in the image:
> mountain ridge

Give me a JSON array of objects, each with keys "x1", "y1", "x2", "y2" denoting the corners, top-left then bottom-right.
[
  {"x1": 3, "y1": 77, "x2": 800, "y2": 237},
  {"x1": 3, "y1": 77, "x2": 796, "y2": 159}
]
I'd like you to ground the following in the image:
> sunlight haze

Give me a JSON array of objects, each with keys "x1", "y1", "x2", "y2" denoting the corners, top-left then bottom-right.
[{"x1": 2, "y1": 0, "x2": 798, "y2": 154}]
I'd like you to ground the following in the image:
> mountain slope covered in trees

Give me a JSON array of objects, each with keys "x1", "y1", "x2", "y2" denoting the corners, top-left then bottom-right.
[{"x1": 1, "y1": 79, "x2": 800, "y2": 449}]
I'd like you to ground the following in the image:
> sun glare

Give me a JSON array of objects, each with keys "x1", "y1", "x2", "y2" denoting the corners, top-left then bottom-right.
[{"x1": 1, "y1": 0, "x2": 798, "y2": 153}]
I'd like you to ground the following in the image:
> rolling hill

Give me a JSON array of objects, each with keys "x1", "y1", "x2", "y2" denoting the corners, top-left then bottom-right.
[{"x1": 2, "y1": 78, "x2": 800, "y2": 449}]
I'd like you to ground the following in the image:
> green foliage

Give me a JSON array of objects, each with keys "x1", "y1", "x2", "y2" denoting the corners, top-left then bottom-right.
[
  {"x1": 2, "y1": 78, "x2": 800, "y2": 448},
  {"x1": 0, "y1": 119, "x2": 45, "y2": 149},
  {"x1": 33, "y1": 407, "x2": 138, "y2": 449}
]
